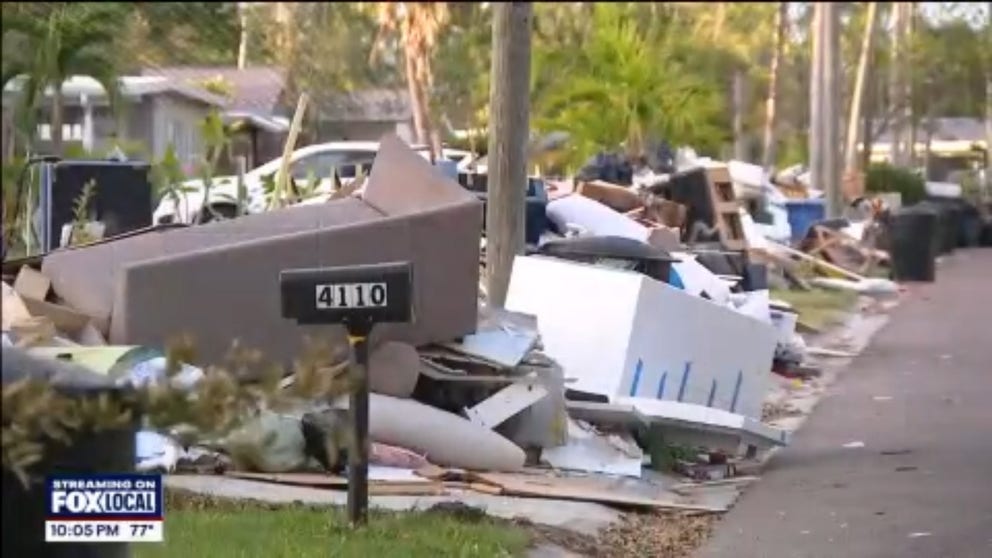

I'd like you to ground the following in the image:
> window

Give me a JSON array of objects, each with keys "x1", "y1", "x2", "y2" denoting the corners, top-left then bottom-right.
[
  {"x1": 37, "y1": 123, "x2": 83, "y2": 141},
  {"x1": 290, "y1": 151, "x2": 377, "y2": 181}
]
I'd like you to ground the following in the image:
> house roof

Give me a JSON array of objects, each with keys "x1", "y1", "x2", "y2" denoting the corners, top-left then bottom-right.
[
  {"x1": 2, "y1": 75, "x2": 227, "y2": 107},
  {"x1": 873, "y1": 117, "x2": 987, "y2": 144},
  {"x1": 140, "y1": 66, "x2": 412, "y2": 123},
  {"x1": 141, "y1": 66, "x2": 286, "y2": 116},
  {"x1": 318, "y1": 88, "x2": 412, "y2": 123}
]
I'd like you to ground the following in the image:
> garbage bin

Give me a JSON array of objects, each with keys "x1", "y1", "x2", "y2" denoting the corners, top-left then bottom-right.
[
  {"x1": 958, "y1": 203, "x2": 983, "y2": 247},
  {"x1": 461, "y1": 174, "x2": 549, "y2": 245},
  {"x1": 888, "y1": 206, "x2": 938, "y2": 282},
  {"x1": 2, "y1": 347, "x2": 137, "y2": 558},
  {"x1": 785, "y1": 200, "x2": 826, "y2": 243},
  {"x1": 917, "y1": 200, "x2": 956, "y2": 255}
]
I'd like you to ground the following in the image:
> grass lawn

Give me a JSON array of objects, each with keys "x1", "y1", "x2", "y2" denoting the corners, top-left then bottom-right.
[
  {"x1": 134, "y1": 490, "x2": 532, "y2": 558},
  {"x1": 771, "y1": 287, "x2": 859, "y2": 331}
]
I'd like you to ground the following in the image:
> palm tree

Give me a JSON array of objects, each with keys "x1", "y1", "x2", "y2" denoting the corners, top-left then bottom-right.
[
  {"x1": 371, "y1": 2, "x2": 449, "y2": 158},
  {"x1": 1, "y1": 3, "x2": 120, "y2": 156},
  {"x1": 531, "y1": 4, "x2": 724, "y2": 171}
]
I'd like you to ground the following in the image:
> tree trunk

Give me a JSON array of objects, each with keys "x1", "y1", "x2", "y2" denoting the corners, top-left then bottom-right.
[
  {"x1": 761, "y1": 1, "x2": 788, "y2": 170},
  {"x1": 907, "y1": 4, "x2": 918, "y2": 167},
  {"x1": 844, "y1": 2, "x2": 877, "y2": 173},
  {"x1": 861, "y1": 62, "x2": 876, "y2": 172},
  {"x1": 405, "y1": 53, "x2": 428, "y2": 145},
  {"x1": 731, "y1": 68, "x2": 747, "y2": 161},
  {"x1": 485, "y1": 2, "x2": 532, "y2": 308},
  {"x1": 888, "y1": 3, "x2": 905, "y2": 166},
  {"x1": 237, "y1": 2, "x2": 249, "y2": 69},
  {"x1": 985, "y1": 75, "x2": 991, "y2": 194},
  {"x1": 51, "y1": 85, "x2": 64, "y2": 157}
]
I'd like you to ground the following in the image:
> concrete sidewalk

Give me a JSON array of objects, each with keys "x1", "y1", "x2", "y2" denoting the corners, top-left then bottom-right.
[{"x1": 697, "y1": 250, "x2": 992, "y2": 558}]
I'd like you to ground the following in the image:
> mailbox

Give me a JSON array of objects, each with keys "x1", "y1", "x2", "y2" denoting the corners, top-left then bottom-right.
[
  {"x1": 278, "y1": 261, "x2": 414, "y2": 527},
  {"x1": 279, "y1": 262, "x2": 414, "y2": 334}
]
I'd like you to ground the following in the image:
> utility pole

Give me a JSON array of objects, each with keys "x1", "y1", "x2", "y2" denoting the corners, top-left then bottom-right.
[
  {"x1": 809, "y1": 3, "x2": 823, "y2": 196},
  {"x1": 485, "y1": 3, "x2": 532, "y2": 308},
  {"x1": 822, "y1": 2, "x2": 842, "y2": 218}
]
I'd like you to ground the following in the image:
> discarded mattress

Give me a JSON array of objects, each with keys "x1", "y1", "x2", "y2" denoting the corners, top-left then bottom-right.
[{"x1": 506, "y1": 256, "x2": 777, "y2": 420}]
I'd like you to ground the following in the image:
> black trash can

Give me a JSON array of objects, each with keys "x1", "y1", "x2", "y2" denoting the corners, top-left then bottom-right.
[
  {"x1": 2, "y1": 347, "x2": 137, "y2": 558},
  {"x1": 958, "y1": 204, "x2": 983, "y2": 247},
  {"x1": 888, "y1": 206, "x2": 938, "y2": 282},
  {"x1": 918, "y1": 201, "x2": 956, "y2": 255}
]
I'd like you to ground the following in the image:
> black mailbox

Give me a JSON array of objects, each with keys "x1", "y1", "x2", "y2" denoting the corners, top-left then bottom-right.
[
  {"x1": 279, "y1": 262, "x2": 414, "y2": 334},
  {"x1": 278, "y1": 261, "x2": 414, "y2": 528}
]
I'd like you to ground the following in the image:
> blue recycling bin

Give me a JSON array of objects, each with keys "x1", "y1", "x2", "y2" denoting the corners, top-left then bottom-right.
[{"x1": 785, "y1": 200, "x2": 826, "y2": 243}]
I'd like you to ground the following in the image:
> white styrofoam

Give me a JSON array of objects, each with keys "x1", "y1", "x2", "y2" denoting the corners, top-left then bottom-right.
[{"x1": 506, "y1": 256, "x2": 778, "y2": 420}]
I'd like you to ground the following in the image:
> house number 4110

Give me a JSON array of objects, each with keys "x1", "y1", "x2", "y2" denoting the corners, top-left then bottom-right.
[{"x1": 315, "y1": 282, "x2": 388, "y2": 309}]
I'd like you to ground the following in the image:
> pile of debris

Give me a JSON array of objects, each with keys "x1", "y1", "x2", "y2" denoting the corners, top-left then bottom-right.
[{"x1": 3, "y1": 135, "x2": 901, "y2": 522}]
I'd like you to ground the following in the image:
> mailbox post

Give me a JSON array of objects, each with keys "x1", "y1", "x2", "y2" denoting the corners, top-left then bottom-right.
[{"x1": 280, "y1": 262, "x2": 414, "y2": 526}]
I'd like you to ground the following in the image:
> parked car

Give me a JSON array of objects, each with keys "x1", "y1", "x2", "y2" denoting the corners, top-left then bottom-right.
[{"x1": 154, "y1": 141, "x2": 475, "y2": 224}]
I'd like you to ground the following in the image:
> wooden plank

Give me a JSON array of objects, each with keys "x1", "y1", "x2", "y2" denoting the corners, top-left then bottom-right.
[
  {"x1": 468, "y1": 472, "x2": 726, "y2": 512},
  {"x1": 766, "y1": 240, "x2": 867, "y2": 282}
]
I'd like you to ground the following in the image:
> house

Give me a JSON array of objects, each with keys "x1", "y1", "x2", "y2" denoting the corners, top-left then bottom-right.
[
  {"x1": 1, "y1": 75, "x2": 227, "y2": 165},
  {"x1": 140, "y1": 66, "x2": 291, "y2": 171},
  {"x1": 141, "y1": 66, "x2": 416, "y2": 170},
  {"x1": 864, "y1": 117, "x2": 989, "y2": 180}
]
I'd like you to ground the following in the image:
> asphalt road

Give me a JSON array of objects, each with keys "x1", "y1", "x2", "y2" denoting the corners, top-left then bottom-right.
[{"x1": 696, "y1": 249, "x2": 992, "y2": 558}]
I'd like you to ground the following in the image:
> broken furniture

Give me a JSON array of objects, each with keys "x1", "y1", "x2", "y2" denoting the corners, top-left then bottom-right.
[
  {"x1": 40, "y1": 136, "x2": 484, "y2": 365},
  {"x1": 655, "y1": 166, "x2": 747, "y2": 250},
  {"x1": 505, "y1": 255, "x2": 778, "y2": 420}
]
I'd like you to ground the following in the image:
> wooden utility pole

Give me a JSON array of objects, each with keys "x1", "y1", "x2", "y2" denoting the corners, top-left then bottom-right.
[
  {"x1": 823, "y1": 2, "x2": 842, "y2": 217},
  {"x1": 809, "y1": 4, "x2": 824, "y2": 195},
  {"x1": 844, "y1": 2, "x2": 878, "y2": 173},
  {"x1": 761, "y1": 2, "x2": 789, "y2": 171},
  {"x1": 485, "y1": 3, "x2": 532, "y2": 308}
]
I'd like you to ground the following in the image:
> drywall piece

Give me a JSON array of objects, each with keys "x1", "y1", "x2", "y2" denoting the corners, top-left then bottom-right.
[
  {"x1": 617, "y1": 397, "x2": 790, "y2": 449},
  {"x1": 670, "y1": 252, "x2": 731, "y2": 304},
  {"x1": 443, "y1": 307, "x2": 539, "y2": 368},
  {"x1": 506, "y1": 256, "x2": 777, "y2": 419},
  {"x1": 368, "y1": 393, "x2": 526, "y2": 471},
  {"x1": 465, "y1": 381, "x2": 549, "y2": 430},
  {"x1": 542, "y1": 419, "x2": 643, "y2": 478}
]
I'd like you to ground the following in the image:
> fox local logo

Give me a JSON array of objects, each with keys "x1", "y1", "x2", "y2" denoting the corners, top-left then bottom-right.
[{"x1": 47, "y1": 475, "x2": 162, "y2": 518}]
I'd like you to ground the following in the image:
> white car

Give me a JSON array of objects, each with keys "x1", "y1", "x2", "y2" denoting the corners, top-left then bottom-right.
[{"x1": 154, "y1": 141, "x2": 475, "y2": 224}]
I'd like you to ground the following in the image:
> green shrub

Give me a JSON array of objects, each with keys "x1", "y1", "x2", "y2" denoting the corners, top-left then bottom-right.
[{"x1": 866, "y1": 163, "x2": 926, "y2": 205}]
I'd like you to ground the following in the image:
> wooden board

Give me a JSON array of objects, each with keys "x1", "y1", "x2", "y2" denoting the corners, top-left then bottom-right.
[
  {"x1": 224, "y1": 471, "x2": 445, "y2": 496},
  {"x1": 467, "y1": 471, "x2": 726, "y2": 512}
]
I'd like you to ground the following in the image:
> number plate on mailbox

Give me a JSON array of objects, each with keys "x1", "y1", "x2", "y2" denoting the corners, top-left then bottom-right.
[
  {"x1": 280, "y1": 262, "x2": 413, "y2": 328},
  {"x1": 315, "y1": 282, "x2": 389, "y2": 309}
]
